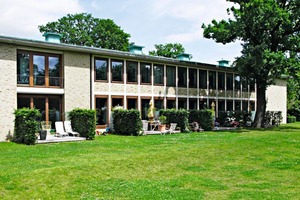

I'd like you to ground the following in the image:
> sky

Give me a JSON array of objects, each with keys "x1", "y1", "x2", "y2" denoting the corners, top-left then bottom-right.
[{"x1": 0, "y1": 0, "x2": 242, "y2": 65}]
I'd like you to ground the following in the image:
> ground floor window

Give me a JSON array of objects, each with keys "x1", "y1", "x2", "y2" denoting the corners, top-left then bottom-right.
[
  {"x1": 112, "y1": 96, "x2": 123, "y2": 108},
  {"x1": 167, "y1": 99, "x2": 175, "y2": 109},
  {"x1": 141, "y1": 98, "x2": 151, "y2": 120},
  {"x1": 178, "y1": 98, "x2": 187, "y2": 109},
  {"x1": 127, "y1": 97, "x2": 137, "y2": 109},
  {"x1": 96, "y1": 97, "x2": 108, "y2": 127},
  {"x1": 17, "y1": 95, "x2": 62, "y2": 129},
  {"x1": 189, "y1": 99, "x2": 197, "y2": 110}
]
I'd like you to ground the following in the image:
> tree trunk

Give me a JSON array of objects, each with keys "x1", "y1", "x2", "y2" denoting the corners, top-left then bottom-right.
[{"x1": 253, "y1": 86, "x2": 267, "y2": 128}]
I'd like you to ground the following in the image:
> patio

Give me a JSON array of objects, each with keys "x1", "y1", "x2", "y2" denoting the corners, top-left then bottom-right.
[{"x1": 36, "y1": 134, "x2": 86, "y2": 144}]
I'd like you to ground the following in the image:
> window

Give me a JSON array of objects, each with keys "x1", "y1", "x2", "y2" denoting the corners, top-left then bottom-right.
[
  {"x1": 141, "y1": 63, "x2": 151, "y2": 84},
  {"x1": 242, "y1": 101, "x2": 248, "y2": 111},
  {"x1": 234, "y1": 75, "x2": 241, "y2": 90},
  {"x1": 167, "y1": 99, "x2": 176, "y2": 109},
  {"x1": 141, "y1": 98, "x2": 151, "y2": 119},
  {"x1": 178, "y1": 98, "x2": 187, "y2": 109},
  {"x1": 199, "y1": 99, "x2": 207, "y2": 109},
  {"x1": 96, "y1": 97, "x2": 108, "y2": 126},
  {"x1": 218, "y1": 72, "x2": 225, "y2": 90},
  {"x1": 189, "y1": 68, "x2": 197, "y2": 88},
  {"x1": 154, "y1": 64, "x2": 164, "y2": 85},
  {"x1": 199, "y1": 70, "x2": 207, "y2": 89},
  {"x1": 209, "y1": 71, "x2": 216, "y2": 90},
  {"x1": 250, "y1": 78, "x2": 255, "y2": 92},
  {"x1": 226, "y1": 73, "x2": 233, "y2": 90},
  {"x1": 127, "y1": 98, "x2": 137, "y2": 109},
  {"x1": 112, "y1": 97, "x2": 123, "y2": 108},
  {"x1": 155, "y1": 99, "x2": 164, "y2": 110},
  {"x1": 111, "y1": 60, "x2": 123, "y2": 82},
  {"x1": 126, "y1": 61, "x2": 138, "y2": 83},
  {"x1": 218, "y1": 99, "x2": 225, "y2": 112},
  {"x1": 242, "y1": 78, "x2": 248, "y2": 92},
  {"x1": 250, "y1": 101, "x2": 255, "y2": 111},
  {"x1": 166, "y1": 66, "x2": 176, "y2": 86},
  {"x1": 189, "y1": 99, "x2": 197, "y2": 110},
  {"x1": 227, "y1": 100, "x2": 233, "y2": 111},
  {"x1": 17, "y1": 51, "x2": 62, "y2": 87},
  {"x1": 95, "y1": 58, "x2": 108, "y2": 81},
  {"x1": 178, "y1": 67, "x2": 187, "y2": 87},
  {"x1": 235, "y1": 101, "x2": 241, "y2": 111}
]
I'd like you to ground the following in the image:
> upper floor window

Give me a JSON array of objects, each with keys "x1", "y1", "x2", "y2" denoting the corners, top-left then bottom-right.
[
  {"x1": 126, "y1": 61, "x2": 138, "y2": 83},
  {"x1": 234, "y1": 75, "x2": 241, "y2": 91},
  {"x1": 141, "y1": 62, "x2": 151, "y2": 84},
  {"x1": 178, "y1": 67, "x2": 187, "y2": 87},
  {"x1": 17, "y1": 51, "x2": 62, "y2": 87},
  {"x1": 95, "y1": 58, "x2": 108, "y2": 81},
  {"x1": 166, "y1": 66, "x2": 176, "y2": 86},
  {"x1": 189, "y1": 68, "x2": 197, "y2": 88},
  {"x1": 154, "y1": 64, "x2": 164, "y2": 85},
  {"x1": 218, "y1": 72, "x2": 225, "y2": 90},
  {"x1": 111, "y1": 60, "x2": 123, "y2": 82},
  {"x1": 209, "y1": 71, "x2": 216, "y2": 90},
  {"x1": 226, "y1": 73, "x2": 233, "y2": 90},
  {"x1": 199, "y1": 70, "x2": 207, "y2": 89}
]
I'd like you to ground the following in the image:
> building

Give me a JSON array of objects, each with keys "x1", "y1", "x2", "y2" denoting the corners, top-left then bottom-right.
[{"x1": 0, "y1": 34, "x2": 287, "y2": 141}]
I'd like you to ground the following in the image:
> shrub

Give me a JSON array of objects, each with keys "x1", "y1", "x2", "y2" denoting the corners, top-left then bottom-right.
[
  {"x1": 69, "y1": 108, "x2": 96, "y2": 140},
  {"x1": 263, "y1": 111, "x2": 283, "y2": 127},
  {"x1": 160, "y1": 109, "x2": 189, "y2": 132},
  {"x1": 218, "y1": 111, "x2": 252, "y2": 126},
  {"x1": 287, "y1": 115, "x2": 296, "y2": 123},
  {"x1": 14, "y1": 108, "x2": 41, "y2": 145},
  {"x1": 113, "y1": 109, "x2": 143, "y2": 136},
  {"x1": 189, "y1": 109, "x2": 213, "y2": 131}
]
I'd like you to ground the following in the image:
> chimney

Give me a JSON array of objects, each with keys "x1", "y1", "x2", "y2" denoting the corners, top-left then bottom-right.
[
  {"x1": 129, "y1": 42, "x2": 144, "y2": 54},
  {"x1": 43, "y1": 32, "x2": 61, "y2": 43},
  {"x1": 217, "y1": 59, "x2": 230, "y2": 67},
  {"x1": 177, "y1": 53, "x2": 192, "y2": 61}
]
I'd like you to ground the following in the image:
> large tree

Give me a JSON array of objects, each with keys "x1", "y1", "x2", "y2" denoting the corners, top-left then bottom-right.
[
  {"x1": 39, "y1": 13, "x2": 131, "y2": 51},
  {"x1": 149, "y1": 43, "x2": 185, "y2": 58},
  {"x1": 202, "y1": 0, "x2": 300, "y2": 127}
]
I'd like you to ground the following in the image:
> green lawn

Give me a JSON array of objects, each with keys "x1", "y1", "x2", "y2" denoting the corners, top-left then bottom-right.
[{"x1": 0, "y1": 123, "x2": 300, "y2": 200}]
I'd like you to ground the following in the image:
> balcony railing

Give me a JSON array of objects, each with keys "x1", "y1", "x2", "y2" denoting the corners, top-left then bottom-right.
[{"x1": 17, "y1": 75, "x2": 64, "y2": 87}]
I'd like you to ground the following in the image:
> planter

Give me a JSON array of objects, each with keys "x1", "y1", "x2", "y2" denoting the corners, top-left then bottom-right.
[
  {"x1": 158, "y1": 124, "x2": 166, "y2": 132},
  {"x1": 39, "y1": 130, "x2": 47, "y2": 140}
]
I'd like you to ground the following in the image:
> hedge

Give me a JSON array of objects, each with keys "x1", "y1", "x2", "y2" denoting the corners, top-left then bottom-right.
[
  {"x1": 14, "y1": 108, "x2": 41, "y2": 145},
  {"x1": 69, "y1": 108, "x2": 96, "y2": 140},
  {"x1": 189, "y1": 109, "x2": 213, "y2": 131},
  {"x1": 113, "y1": 109, "x2": 143, "y2": 136},
  {"x1": 287, "y1": 115, "x2": 296, "y2": 123},
  {"x1": 160, "y1": 109, "x2": 189, "y2": 132}
]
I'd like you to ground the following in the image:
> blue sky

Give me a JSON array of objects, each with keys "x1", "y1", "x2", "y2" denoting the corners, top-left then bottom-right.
[{"x1": 0, "y1": 0, "x2": 242, "y2": 64}]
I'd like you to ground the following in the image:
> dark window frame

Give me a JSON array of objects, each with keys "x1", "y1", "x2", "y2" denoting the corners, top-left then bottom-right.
[{"x1": 95, "y1": 57, "x2": 108, "y2": 82}]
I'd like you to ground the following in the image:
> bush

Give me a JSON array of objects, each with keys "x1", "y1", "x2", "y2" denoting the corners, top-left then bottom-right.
[
  {"x1": 263, "y1": 111, "x2": 283, "y2": 127},
  {"x1": 189, "y1": 109, "x2": 213, "y2": 131},
  {"x1": 113, "y1": 109, "x2": 143, "y2": 136},
  {"x1": 14, "y1": 108, "x2": 41, "y2": 145},
  {"x1": 160, "y1": 109, "x2": 189, "y2": 132},
  {"x1": 69, "y1": 108, "x2": 96, "y2": 140},
  {"x1": 218, "y1": 111, "x2": 252, "y2": 126},
  {"x1": 287, "y1": 115, "x2": 296, "y2": 123}
]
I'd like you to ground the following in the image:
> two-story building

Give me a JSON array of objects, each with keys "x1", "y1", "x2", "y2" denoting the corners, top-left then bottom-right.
[{"x1": 0, "y1": 34, "x2": 287, "y2": 141}]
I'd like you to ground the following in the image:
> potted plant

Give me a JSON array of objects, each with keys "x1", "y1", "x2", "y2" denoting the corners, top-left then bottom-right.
[{"x1": 158, "y1": 115, "x2": 167, "y2": 131}]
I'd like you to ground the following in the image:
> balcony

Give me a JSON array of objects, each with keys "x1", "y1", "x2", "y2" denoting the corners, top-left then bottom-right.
[{"x1": 17, "y1": 75, "x2": 64, "y2": 88}]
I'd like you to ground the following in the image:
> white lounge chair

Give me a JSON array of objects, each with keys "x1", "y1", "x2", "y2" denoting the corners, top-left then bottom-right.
[
  {"x1": 55, "y1": 121, "x2": 69, "y2": 137},
  {"x1": 161, "y1": 123, "x2": 177, "y2": 135},
  {"x1": 64, "y1": 121, "x2": 80, "y2": 137}
]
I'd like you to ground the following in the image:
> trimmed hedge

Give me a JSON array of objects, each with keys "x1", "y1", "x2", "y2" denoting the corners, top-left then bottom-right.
[
  {"x1": 14, "y1": 108, "x2": 41, "y2": 145},
  {"x1": 113, "y1": 109, "x2": 143, "y2": 136},
  {"x1": 189, "y1": 109, "x2": 213, "y2": 131},
  {"x1": 160, "y1": 109, "x2": 189, "y2": 132},
  {"x1": 287, "y1": 115, "x2": 296, "y2": 123},
  {"x1": 69, "y1": 108, "x2": 96, "y2": 140}
]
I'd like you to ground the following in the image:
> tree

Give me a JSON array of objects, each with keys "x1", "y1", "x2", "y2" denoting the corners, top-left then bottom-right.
[
  {"x1": 39, "y1": 13, "x2": 131, "y2": 51},
  {"x1": 202, "y1": 0, "x2": 300, "y2": 127},
  {"x1": 149, "y1": 43, "x2": 185, "y2": 58}
]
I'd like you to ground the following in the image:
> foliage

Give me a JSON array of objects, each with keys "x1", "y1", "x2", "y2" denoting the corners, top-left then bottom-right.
[
  {"x1": 113, "y1": 109, "x2": 143, "y2": 136},
  {"x1": 263, "y1": 111, "x2": 283, "y2": 127},
  {"x1": 149, "y1": 43, "x2": 185, "y2": 58},
  {"x1": 218, "y1": 111, "x2": 252, "y2": 126},
  {"x1": 69, "y1": 108, "x2": 96, "y2": 140},
  {"x1": 287, "y1": 115, "x2": 296, "y2": 123},
  {"x1": 202, "y1": 0, "x2": 300, "y2": 127},
  {"x1": 160, "y1": 109, "x2": 189, "y2": 132},
  {"x1": 159, "y1": 115, "x2": 167, "y2": 124},
  {"x1": 189, "y1": 109, "x2": 214, "y2": 131},
  {"x1": 39, "y1": 13, "x2": 131, "y2": 51},
  {"x1": 14, "y1": 108, "x2": 41, "y2": 145}
]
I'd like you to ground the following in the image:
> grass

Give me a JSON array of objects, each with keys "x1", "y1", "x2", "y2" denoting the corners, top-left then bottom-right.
[{"x1": 0, "y1": 123, "x2": 300, "y2": 199}]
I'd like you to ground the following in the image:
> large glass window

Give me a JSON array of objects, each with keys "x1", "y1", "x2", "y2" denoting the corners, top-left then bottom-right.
[
  {"x1": 235, "y1": 75, "x2": 241, "y2": 90},
  {"x1": 155, "y1": 99, "x2": 164, "y2": 110},
  {"x1": 111, "y1": 60, "x2": 123, "y2": 82},
  {"x1": 141, "y1": 63, "x2": 151, "y2": 84},
  {"x1": 154, "y1": 64, "x2": 164, "y2": 85},
  {"x1": 95, "y1": 58, "x2": 108, "y2": 81},
  {"x1": 235, "y1": 100, "x2": 241, "y2": 111},
  {"x1": 189, "y1": 99, "x2": 197, "y2": 110},
  {"x1": 141, "y1": 99, "x2": 151, "y2": 119},
  {"x1": 167, "y1": 66, "x2": 176, "y2": 86},
  {"x1": 199, "y1": 99, "x2": 207, "y2": 109},
  {"x1": 189, "y1": 68, "x2": 197, "y2": 88},
  {"x1": 218, "y1": 99, "x2": 225, "y2": 112},
  {"x1": 227, "y1": 100, "x2": 233, "y2": 111},
  {"x1": 178, "y1": 67, "x2": 187, "y2": 87},
  {"x1": 242, "y1": 101, "x2": 248, "y2": 111},
  {"x1": 127, "y1": 98, "x2": 137, "y2": 109},
  {"x1": 17, "y1": 51, "x2": 62, "y2": 87},
  {"x1": 209, "y1": 71, "x2": 216, "y2": 90},
  {"x1": 167, "y1": 99, "x2": 176, "y2": 109},
  {"x1": 218, "y1": 72, "x2": 225, "y2": 90},
  {"x1": 178, "y1": 98, "x2": 187, "y2": 109},
  {"x1": 226, "y1": 73, "x2": 233, "y2": 90},
  {"x1": 199, "y1": 70, "x2": 207, "y2": 89},
  {"x1": 96, "y1": 97, "x2": 108, "y2": 126},
  {"x1": 126, "y1": 61, "x2": 138, "y2": 83}
]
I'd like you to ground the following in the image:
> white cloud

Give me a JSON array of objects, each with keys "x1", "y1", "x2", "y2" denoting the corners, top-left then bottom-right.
[{"x1": 0, "y1": 0, "x2": 84, "y2": 39}]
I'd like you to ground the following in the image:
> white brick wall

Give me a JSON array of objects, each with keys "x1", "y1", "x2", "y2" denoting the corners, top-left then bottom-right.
[
  {"x1": 64, "y1": 52, "x2": 91, "y2": 119},
  {"x1": 0, "y1": 44, "x2": 17, "y2": 141}
]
